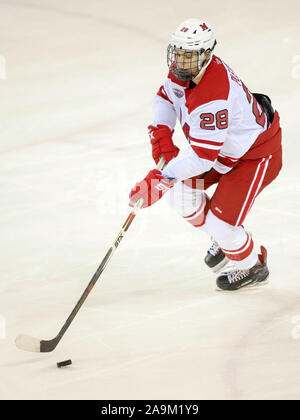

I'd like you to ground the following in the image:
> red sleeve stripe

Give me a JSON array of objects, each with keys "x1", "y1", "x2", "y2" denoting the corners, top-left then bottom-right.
[
  {"x1": 157, "y1": 86, "x2": 173, "y2": 104},
  {"x1": 189, "y1": 135, "x2": 224, "y2": 147},
  {"x1": 219, "y1": 153, "x2": 238, "y2": 161},
  {"x1": 190, "y1": 141, "x2": 221, "y2": 150},
  {"x1": 191, "y1": 145, "x2": 220, "y2": 162},
  {"x1": 217, "y1": 155, "x2": 240, "y2": 168}
]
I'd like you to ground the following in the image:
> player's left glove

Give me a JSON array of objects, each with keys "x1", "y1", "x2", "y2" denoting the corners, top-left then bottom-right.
[
  {"x1": 148, "y1": 124, "x2": 180, "y2": 164},
  {"x1": 129, "y1": 169, "x2": 176, "y2": 208}
]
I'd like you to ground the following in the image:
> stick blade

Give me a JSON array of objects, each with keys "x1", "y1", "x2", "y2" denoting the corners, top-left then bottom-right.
[{"x1": 15, "y1": 334, "x2": 41, "y2": 352}]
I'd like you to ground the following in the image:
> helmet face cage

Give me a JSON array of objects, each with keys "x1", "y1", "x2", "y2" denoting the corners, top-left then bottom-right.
[{"x1": 167, "y1": 44, "x2": 205, "y2": 82}]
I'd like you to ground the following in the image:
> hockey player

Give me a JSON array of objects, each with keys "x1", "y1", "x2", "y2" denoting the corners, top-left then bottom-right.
[{"x1": 129, "y1": 19, "x2": 282, "y2": 291}]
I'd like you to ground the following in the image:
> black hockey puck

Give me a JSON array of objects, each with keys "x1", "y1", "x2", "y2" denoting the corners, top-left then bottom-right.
[{"x1": 57, "y1": 359, "x2": 72, "y2": 368}]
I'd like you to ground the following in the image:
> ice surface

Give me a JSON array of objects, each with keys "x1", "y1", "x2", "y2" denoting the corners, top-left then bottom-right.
[{"x1": 0, "y1": 0, "x2": 300, "y2": 400}]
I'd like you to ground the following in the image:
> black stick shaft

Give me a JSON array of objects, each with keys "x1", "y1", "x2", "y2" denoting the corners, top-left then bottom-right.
[{"x1": 40, "y1": 211, "x2": 137, "y2": 352}]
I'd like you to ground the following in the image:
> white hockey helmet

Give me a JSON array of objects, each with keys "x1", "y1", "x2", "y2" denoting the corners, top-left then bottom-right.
[{"x1": 167, "y1": 18, "x2": 217, "y2": 82}]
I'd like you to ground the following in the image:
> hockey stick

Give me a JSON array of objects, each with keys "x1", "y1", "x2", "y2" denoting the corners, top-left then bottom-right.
[{"x1": 15, "y1": 157, "x2": 166, "y2": 353}]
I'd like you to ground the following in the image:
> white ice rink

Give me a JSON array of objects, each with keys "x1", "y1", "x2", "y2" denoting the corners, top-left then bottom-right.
[{"x1": 0, "y1": 0, "x2": 300, "y2": 400}]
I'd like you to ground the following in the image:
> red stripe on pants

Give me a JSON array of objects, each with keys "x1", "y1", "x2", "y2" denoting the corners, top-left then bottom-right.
[{"x1": 235, "y1": 156, "x2": 270, "y2": 226}]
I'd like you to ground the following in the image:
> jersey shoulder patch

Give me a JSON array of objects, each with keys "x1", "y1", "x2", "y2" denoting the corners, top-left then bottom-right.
[{"x1": 186, "y1": 56, "x2": 230, "y2": 114}]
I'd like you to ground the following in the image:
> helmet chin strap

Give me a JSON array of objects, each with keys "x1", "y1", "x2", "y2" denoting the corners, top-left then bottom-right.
[{"x1": 192, "y1": 52, "x2": 213, "y2": 84}]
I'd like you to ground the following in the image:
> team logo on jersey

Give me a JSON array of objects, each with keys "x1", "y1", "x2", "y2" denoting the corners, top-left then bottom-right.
[{"x1": 173, "y1": 88, "x2": 184, "y2": 98}]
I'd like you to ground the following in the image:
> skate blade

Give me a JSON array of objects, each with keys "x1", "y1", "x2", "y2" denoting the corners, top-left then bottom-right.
[
  {"x1": 212, "y1": 257, "x2": 230, "y2": 273},
  {"x1": 215, "y1": 276, "x2": 269, "y2": 292}
]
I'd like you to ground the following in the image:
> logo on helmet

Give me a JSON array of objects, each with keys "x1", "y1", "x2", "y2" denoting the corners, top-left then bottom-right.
[
  {"x1": 200, "y1": 23, "x2": 208, "y2": 31},
  {"x1": 180, "y1": 27, "x2": 189, "y2": 32}
]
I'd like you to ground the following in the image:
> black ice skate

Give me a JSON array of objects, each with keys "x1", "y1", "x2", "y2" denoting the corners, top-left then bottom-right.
[
  {"x1": 204, "y1": 239, "x2": 229, "y2": 273},
  {"x1": 216, "y1": 246, "x2": 269, "y2": 291}
]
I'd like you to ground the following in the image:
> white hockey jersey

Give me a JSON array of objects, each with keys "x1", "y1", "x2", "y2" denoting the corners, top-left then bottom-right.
[{"x1": 153, "y1": 55, "x2": 276, "y2": 181}]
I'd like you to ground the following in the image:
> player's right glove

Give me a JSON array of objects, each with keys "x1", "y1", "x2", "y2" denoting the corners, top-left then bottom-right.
[{"x1": 148, "y1": 124, "x2": 180, "y2": 164}]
